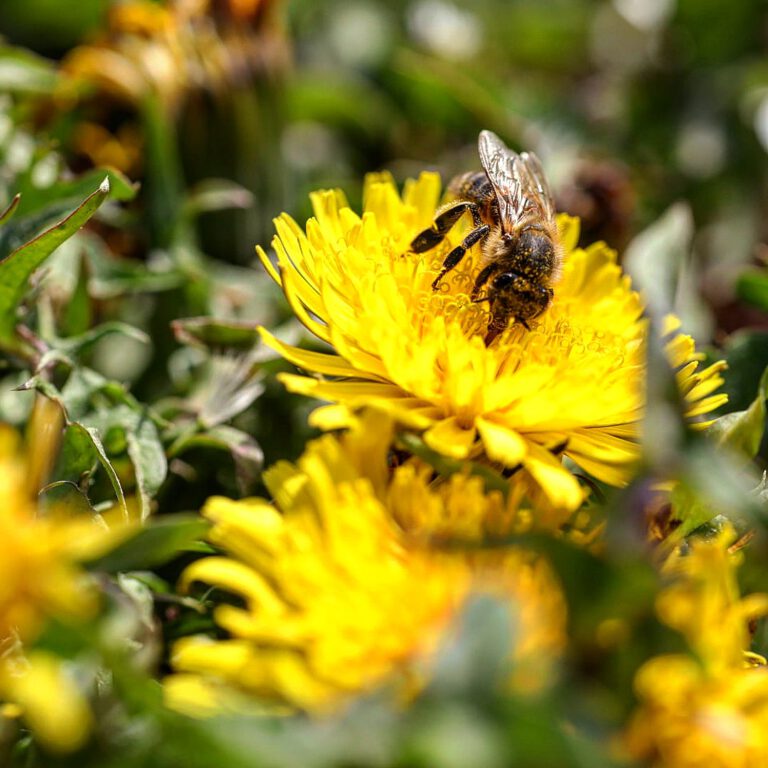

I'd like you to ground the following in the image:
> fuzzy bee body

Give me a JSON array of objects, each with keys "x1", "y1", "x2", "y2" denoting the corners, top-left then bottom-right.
[{"x1": 410, "y1": 131, "x2": 561, "y2": 344}]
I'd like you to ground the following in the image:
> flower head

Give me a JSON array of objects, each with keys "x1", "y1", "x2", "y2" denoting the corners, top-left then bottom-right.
[
  {"x1": 62, "y1": 0, "x2": 287, "y2": 114},
  {"x1": 0, "y1": 428, "x2": 98, "y2": 642},
  {"x1": 0, "y1": 422, "x2": 126, "y2": 753},
  {"x1": 626, "y1": 529, "x2": 768, "y2": 767},
  {"x1": 168, "y1": 412, "x2": 566, "y2": 714},
  {"x1": 257, "y1": 173, "x2": 726, "y2": 510}
]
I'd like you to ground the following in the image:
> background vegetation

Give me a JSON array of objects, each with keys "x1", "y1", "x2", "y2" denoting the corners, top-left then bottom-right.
[{"x1": 1, "y1": 0, "x2": 768, "y2": 765}]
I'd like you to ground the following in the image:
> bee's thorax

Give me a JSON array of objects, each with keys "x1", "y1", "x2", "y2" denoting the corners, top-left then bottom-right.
[{"x1": 482, "y1": 227, "x2": 557, "y2": 283}]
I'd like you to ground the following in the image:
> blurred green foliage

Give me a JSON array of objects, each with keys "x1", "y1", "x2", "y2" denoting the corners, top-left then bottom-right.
[{"x1": 1, "y1": 0, "x2": 768, "y2": 765}]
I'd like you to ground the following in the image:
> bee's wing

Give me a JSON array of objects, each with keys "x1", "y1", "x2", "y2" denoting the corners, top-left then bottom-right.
[
  {"x1": 478, "y1": 130, "x2": 527, "y2": 234},
  {"x1": 518, "y1": 151, "x2": 557, "y2": 231},
  {"x1": 478, "y1": 131, "x2": 558, "y2": 236}
]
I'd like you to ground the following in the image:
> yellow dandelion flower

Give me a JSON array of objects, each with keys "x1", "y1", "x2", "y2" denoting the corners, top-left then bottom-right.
[
  {"x1": 168, "y1": 412, "x2": 566, "y2": 714},
  {"x1": 258, "y1": 173, "x2": 724, "y2": 509},
  {"x1": 0, "y1": 421, "x2": 131, "y2": 752},
  {"x1": 0, "y1": 429, "x2": 98, "y2": 642},
  {"x1": 626, "y1": 529, "x2": 768, "y2": 767},
  {"x1": 257, "y1": 172, "x2": 726, "y2": 511}
]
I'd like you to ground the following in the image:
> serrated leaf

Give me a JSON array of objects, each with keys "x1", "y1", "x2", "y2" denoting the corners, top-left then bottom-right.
[
  {"x1": 0, "y1": 180, "x2": 110, "y2": 352},
  {"x1": 87, "y1": 514, "x2": 210, "y2": 572},
  {"x1": 709, "y1": 365, "x2": 768, "y2": 459}
]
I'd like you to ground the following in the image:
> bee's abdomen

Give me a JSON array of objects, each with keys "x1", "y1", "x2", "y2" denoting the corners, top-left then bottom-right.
[{"x1": 447, "y1": 171, "x2": 494, "y2": 206}]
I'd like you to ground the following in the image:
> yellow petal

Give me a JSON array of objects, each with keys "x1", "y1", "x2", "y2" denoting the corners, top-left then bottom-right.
[
  {"x1": 309, "y1": 404, "x2": 359, "y2": 430},
  {"x1": 523, "y1": 444, "x2": 584, "y2": 511},
  {"x1": 476, "y1": 417, "x2": 527, "y2": 466},
  {"x1": 259, "y1": 328, "x2": 382, "y2": 379},
  {"x1": 180, "y1": 557, "x2": 283, "y2": 612},
  {"x1": 423, "y1": 417, "x2": 477, "y2": 458},
  {"x1": 556, "y1": 213, "x2": 581, "y2": 254}
]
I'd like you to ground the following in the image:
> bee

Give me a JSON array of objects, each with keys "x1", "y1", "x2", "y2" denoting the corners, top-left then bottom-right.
[{"x1": 410, "y1": 130, "x2": 561, "y2": 344}]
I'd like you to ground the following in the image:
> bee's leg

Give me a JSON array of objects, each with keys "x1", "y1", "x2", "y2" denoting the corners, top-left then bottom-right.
[
  {"x1": 470, "y1": 263, "x2": 498, "y2": 301},
  {"x1": 431, "y1": 224, "x2": 490, "y2": 290},
  {"x1": 410, "y1": 202, "x2": 482, "y2": 253}
]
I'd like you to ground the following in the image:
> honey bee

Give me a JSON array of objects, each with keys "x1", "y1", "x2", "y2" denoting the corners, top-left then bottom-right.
[{"x1": 410, "y1": 130, "x2": 561, "y2": 344}]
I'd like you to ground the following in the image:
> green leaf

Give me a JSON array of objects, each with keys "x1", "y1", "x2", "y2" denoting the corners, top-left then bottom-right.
[
  {"x1": 0, "y1": 179, "x2": 110, "y2": 352},
  {"x1": 21, "y1": 369, "x2": 167, "y2": 518},
  {"x1": 672, "y1": 442, "x2": 763, "y2": 537},
  {"x1": 126, "y1": 413, "x2": 168, "y2": 520},
  {"x1": 13, "y1": 167, "x2": 138, "y2": 220},
  {"x1": 88, "y1": 251, "x2": 186, "y2": 298},
  {"x1": 0, "y1": 45, "x2": 59, "y2": 94},
  {"x1": 55, "y1": 321, "x2": 150, "y2": 357},
  {"x1": 88, "y1": 514, "x2": 210, "y2": 572},
  {"x1": 709, "y1": 365, "x2": 768, "y2": 458},
  {"x1": 85, "y1": 404, "x2": 168, "y2": 520},
  {"x1": 39, "y1": 480, "x2": 96, "y2": 516},
  {"x1": 721, "y1": 331, "x2": 768, "y2": 411},
  {"x1": 169, "y1": 425, "x2": 262, "y2": 495},
  {"x1": 184, "y1": 179, "x2": 253, "y2": 218},
  {"x1": 624, "y1": 202, "x2": 694, "y2": 317},
  {"x1": 737, "y1": 269, "x2": 768, "y2": 311},
  {"x1": 172, "y1": 317, "x2": 263, "y2": 352},
  {"x1": 52, "y1": 364, "x2": 149, "y2": 422},
  {"x1": 0, "y1": 194, "x2": 21, "y2": 227},
  {"x1": 0, "y1": 167, "x2": 134, "y2": 262},
  {"x1": 668, "y1": 481, "x2": 718, "y2": 538},
  {"x1": 60, "y1": 252, "x2": 92, "y2": 337},
  {"x1": 63, "y1": 421, "x2": 129, "y2": 519}
]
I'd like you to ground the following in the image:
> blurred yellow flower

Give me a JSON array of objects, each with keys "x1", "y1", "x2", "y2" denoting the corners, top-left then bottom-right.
[
  {"x1": 0, "y1": 418, "x2": 130, "y2": 753},
  {"x1": 168, "y1": 413, "x2": 566, "y2": 714},
  {"x1": 61, "y1": 0, "x2": 287, "y2": 114},
  {"x1": 257, "y1": 173, "x2": 726, "y2": 511},
  {"x1": 626, "y1": 529, "x2": 768, "y2": 767},
  {"x1": 0, "y1": 652, "x2": 92, "y2": 754},
  {"x1": 0, "y1": 429, "x2": 97, "y2": 642}
]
